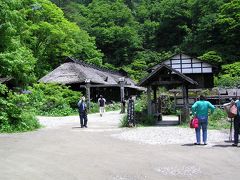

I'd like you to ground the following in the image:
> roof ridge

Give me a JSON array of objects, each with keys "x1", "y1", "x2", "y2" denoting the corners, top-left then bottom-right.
[{"x1": 66, "y1": 57, "x2": 123, "y2": 76}]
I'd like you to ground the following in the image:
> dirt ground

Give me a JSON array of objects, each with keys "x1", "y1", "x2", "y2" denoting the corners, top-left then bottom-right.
[{"x1": 0, "y1": 111, "x2": 239, "y2": 180}]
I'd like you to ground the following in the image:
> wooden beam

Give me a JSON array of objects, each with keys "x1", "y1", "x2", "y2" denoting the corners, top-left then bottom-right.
[
  {"x1": 119, "y1": 81, "x2": 125, "y2": 102},
  {"x1": 151, "y1": 81, "x2": 182, "y2": 85},
  {"x1": 85, "y1": 83, "x2": 91, "y2": 108},
  {"x1": 80, "y1": 84, "x2": 144, "y2": 91},
  {"x1": 181, "y1": 84, "x2": 190, "y2": 122},
  {"x1": 80, "y1": 84, "x2": 120, "y2": 88},
  {"x1": 147, "y1": 86, "x2": 152, "y2": 115}
]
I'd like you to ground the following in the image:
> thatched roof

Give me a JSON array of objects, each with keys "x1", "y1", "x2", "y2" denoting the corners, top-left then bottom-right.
[{"x1": 38, "y1": 57, "x2": 143, "y2": 90}]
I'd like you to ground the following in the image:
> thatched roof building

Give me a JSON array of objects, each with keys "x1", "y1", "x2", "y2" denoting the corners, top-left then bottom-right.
[
  {"x1": 40, "y1": 57, "x2": 137, "y2": 86},
  {"x1": 39, "y1": 57, "x2": 144, "y2": 102}
]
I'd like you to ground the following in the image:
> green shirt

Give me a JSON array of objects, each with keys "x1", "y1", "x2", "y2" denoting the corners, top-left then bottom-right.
[{"x1": 191, "y1": 100, "x2": 215, "y2": 116}]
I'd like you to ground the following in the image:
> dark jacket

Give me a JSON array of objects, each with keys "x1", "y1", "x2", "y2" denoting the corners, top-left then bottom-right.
[
  {"x1": 236, "y1": 100, "x2": 240, "y2": 116},
  {"x1": 77, "y1": 100, "x2": 87, "y2": 114}
]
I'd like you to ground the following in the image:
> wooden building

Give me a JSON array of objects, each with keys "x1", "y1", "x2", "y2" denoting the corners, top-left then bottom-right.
[
  {"x1": 139, "y1": 62, "x2": 198, "y2": 122},
  {"x1": 139, "y1": 53, "x2": 215, "y2": 122},
  {"x1": 149, "y1": 54, "x2": 215, "y2": 88},
  {"x1": 39, "y1": 57, "x2": 144, "y2": 104}
]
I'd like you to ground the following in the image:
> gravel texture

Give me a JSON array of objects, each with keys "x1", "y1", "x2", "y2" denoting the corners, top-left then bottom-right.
[
  {"x1": 111, "y1": 126, "x2": 229, "y2": 145},
  {"x1": 38, "y1": 111, "x2": 229, "y2": 145},
  {"x1": 155, "y1": 165, "x2": 202, "y2": 177}
]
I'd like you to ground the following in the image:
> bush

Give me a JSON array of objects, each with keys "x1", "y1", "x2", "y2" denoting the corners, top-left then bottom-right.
[
  {"x1": 27, "y1": 83, "x2": 81, "y2": 116},
  {"x1": 105, "y1": 102, "x2": 121, "y2": 111},
  {"x1": 124, "y1": 94, "x2": 156, "y2": 126},
  {"x1": 0, "y1": 84, "x2": 40, "y2": 133},
  {"x1": 215, "y1": 75, "x2": 240, "y2": 88},
  {"x1": 215, "y1": 61, "x2": 240, "y2": 88},
  {"x1": 181, "y1": 108, "x2": 229, "y2": 129},
  {"x1": 120, "y1": 115, "x2": 129, "y2": 127},
  {"x1": 135, "y1": 112, "x2": 155, "y2": 126},
  {"x1": 135, "y1": 94, "x2": 147, "y2": 113},
  {"x1": 89, "y1": 102, "x2": 99, "y2": 113},
  {"x1": 89, "y1": 102, "x2": 121, "y2": 114},
  {"x1": 208, "y1": 108, "x2": 228, "y2": 129}
]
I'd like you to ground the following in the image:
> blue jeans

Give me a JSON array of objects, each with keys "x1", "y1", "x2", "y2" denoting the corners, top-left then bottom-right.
[
  {"x1": 195, "y1": 116, "x2": 208, "y2": 144},
  {"x1": 233, "y1": 115, "x2": 240, "y2": 144}
]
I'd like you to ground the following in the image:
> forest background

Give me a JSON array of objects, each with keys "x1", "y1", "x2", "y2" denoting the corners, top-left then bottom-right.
[{"x1": 0, "y1": 0, "x2": 239, "y2": 132}]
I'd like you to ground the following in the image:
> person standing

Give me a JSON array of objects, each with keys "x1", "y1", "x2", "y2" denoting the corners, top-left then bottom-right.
[
  {"x1": 98, "y1": 95, "x2": 106, "y2": 117},
  {"x1": 127, "y1": 96, "x2": 135, "y2": 127},
  {"x1": 232, "y1": 98, "x2": 240, "y2": 146},
  {"x1": 77, "y1": 96, "x2": 88, "y2": 128},
  {"x1": 191, "y1": 95, "x2": 215, "y2": 145}
]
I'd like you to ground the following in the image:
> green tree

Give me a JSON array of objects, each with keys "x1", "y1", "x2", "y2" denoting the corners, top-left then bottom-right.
[
  {"x1": 64, "y1": 0, "x2": 141, "y2": 67},
  {"x1": 217, "y1": 0, "x2": 240, "y2": 61},
  {"x1": 0, "y1": 0, "x2": 36, "y2": 86},
  {"x1": 151, "y1": 0, "x2": 192, "y2": 51},
  {"x1": 215, "y1": 62, "x2": 240, "y2": 88},
  {"x1": 198, "y1": 51, "x2": 223, "y2": 65},
  {"x1": 183, "y1": 0, "x2": 225, "y2": 55},
  {"x1": 21, "y1": 0, "x2": 103, "y2": 77}
]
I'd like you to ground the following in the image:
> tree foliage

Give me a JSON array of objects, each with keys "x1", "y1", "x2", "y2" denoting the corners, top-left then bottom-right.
[
  {"x1": 0, "y1": 0, "x2": 102, "y2": 86},
  {"x1": 1, "y1": 0, "x2": 240, "y2": 85},
  {"x1": 0, "y1": 84, "x2": 40, "y2": 132}
]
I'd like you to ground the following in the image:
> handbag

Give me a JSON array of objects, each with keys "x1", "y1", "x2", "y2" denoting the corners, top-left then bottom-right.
[
  {"x1": 228, "y1": 104, "x2": 237, "y2": 118},
  {"x1": 190, "y1": 117, "x2": 199, "y2": 128}
]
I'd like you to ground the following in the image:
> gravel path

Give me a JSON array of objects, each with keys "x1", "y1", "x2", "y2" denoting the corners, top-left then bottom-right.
[
  {"x1": 112, "y1": 127, "x2": 229, "y2": 145},
  {"x1": 38, "y1": 111, "x2": 229, "y2": 145},
  {"x1": 1, "y1": 111, "x2": 238, "y2": 180}
]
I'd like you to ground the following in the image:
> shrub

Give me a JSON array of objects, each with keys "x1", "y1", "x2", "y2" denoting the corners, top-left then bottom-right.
[
  {"x1": 120, "y1": 115, "x2": 129, "y2": 127},
  {"x1": 135, "y1": 94, "x2": 147, "y2": 113},
  {"x1": 89, "y1": 101, "x2": 121, "y2": 114},
  {"x1": 181, "y1": 108, "x2": 229, "y2": 129},
  {"x1": 0, "y1": 84, "x2": 40, "y2": 133},
  {"x1": 215, "y1": 75, "x2": 240, "y2": 88},
  {"x1": 208, "y1": 108, "x2": 228, "y2": 129},
  {"x1": 27, "y1": 83, "x2": 81, "y2": 116},
  {"x1": 105, "y1": 102, "x2": 121, "y2": 111},
  {"x1": 89, "y1": 102, "x2": 99, "y2": 113},
  {"x1": 131, "y1": 94, "x2": 156, "y2": 126},
  {"x1": 135, "y1": 112, "x2": 155, "y2": 126}
]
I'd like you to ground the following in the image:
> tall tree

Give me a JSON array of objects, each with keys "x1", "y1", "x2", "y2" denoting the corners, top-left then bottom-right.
[
  {"x1": 0, "y1": 0, "x2": 36, "y2": 86},
  {"x1": 22, "y1": 0, "x2": 102, "y2": 77},
  {"x1": 64, "y1": 0, "x2": 141, "y2": 67},
  {"x1": 217, "y1": 0, "x2": 240, "y2": 61}
]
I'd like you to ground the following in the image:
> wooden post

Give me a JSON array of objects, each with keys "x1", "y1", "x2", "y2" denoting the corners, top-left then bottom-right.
[
  {"x1": 147, "y1": 86, "x2": 152, "y2": 115},
  {"x1": 120, "y1": 83, "x2": 125, "y2": 102},
  {"x1": 85, "y1": 79, "x2": 91, "y2": 109},
  {"x1": 153, "y1": 87, "x2": 157, "y2": 102},
  {"x1": 119, "y1": 78, "x2": 125, "y2": 113},
  {"x1": 182, "y1": 84, "x2": 189, "y2": 122},
  {"x1": 153, "y1": 86, "x2": 157, "y2": 114},
  {"x1": 173, "y1": 92, "x2": 177, "y2": 111}
]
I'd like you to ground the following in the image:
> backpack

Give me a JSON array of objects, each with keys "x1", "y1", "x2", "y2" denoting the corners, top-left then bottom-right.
[{"x1": 99, "y1": 98, "x2": 105, "y2": 107}]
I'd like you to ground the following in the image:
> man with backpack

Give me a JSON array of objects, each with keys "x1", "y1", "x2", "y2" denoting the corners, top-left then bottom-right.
[{"x1": 98, "y1": 95, "x2": 106, "y2": 117}]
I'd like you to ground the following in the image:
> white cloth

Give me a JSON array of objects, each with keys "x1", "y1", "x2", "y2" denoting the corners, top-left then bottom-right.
[{"x1": 99, "y1": 107, "x2": 105, "y2": 115}]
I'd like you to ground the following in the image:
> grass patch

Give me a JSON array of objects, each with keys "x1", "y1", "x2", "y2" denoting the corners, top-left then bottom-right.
[{"x1": 180, "y1": 108, "x2": 229, "y2": 130}]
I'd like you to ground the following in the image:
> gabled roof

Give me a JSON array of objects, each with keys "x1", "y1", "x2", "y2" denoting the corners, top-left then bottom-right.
[
  {"x1": 138, "y1": 63, "x2": 198, "y2": 87},
  {"x1": 149, "y1": 53, "x2": 216, "y2": 74},
  {"x1": 38, "y1": 57, "x2": 142, "y2": 90}
]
